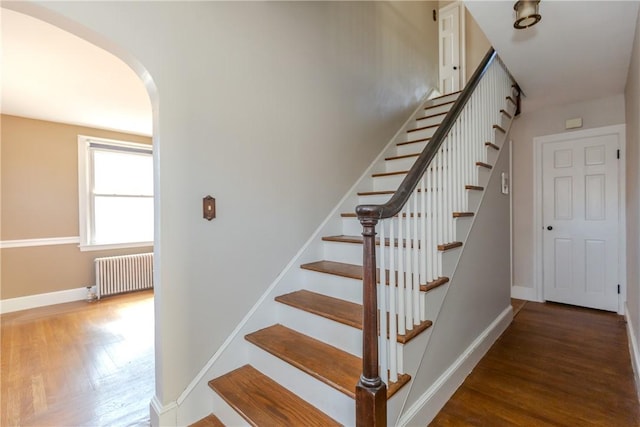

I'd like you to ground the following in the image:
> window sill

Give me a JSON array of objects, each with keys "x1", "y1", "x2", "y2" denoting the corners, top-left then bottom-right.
[{"x1": 79, "y1": 241, "x2": 154, "y2": 252}]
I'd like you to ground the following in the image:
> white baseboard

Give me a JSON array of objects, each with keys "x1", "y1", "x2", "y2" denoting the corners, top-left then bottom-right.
[
  {"x1": 150, "y1": 396, "x2": 178, "y2": 427},
  {"x1": 625, "y1": 303, "x2": 640, "y2": 401},
  {"x1": 511, "y1": 284, "x2": 539, "y2": 301},
  {"x1": 398, "y1": 305, "x2": 513, "y2": 426},
  {"x1": 0, "y1": 287, "x2": 88, "y2": 314}
]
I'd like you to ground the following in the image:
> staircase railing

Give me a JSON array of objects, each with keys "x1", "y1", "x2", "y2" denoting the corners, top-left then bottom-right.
[{"x1": 354, "y1": 47, "x2": 520, "y2": 426}]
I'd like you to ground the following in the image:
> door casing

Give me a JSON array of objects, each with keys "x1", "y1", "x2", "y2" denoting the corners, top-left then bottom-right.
[{"x1": 533, "y1": 124, "x2": 626, "y2": 314}]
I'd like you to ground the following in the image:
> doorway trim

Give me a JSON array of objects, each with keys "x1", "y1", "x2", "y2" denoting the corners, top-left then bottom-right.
[{"x1": 533, "y1": 124, "x2": 626, "y2": 314}]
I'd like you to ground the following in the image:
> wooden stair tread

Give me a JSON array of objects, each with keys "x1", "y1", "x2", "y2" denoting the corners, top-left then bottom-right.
[
  {"x1": 357, "y1": 190, "x2": 396, "y2": 196},
  {"x1": 476, "y1": 161, "x2": 493, "y2": 169},
  {"x1": 397, "y1": 137, "x2": 430, "y2": 146},
  {"x1": 424, "y1": 100, "x2": 455, "y2": 111},
  {"x1": 208, "y1": 364, "x2": 339, "y2": 427},
  {"x1": 300, "y1": 260, "x2": 449, "y2": 293},
  {"x1": 276, "y1": 290, "x2": 432, "y2": 344},
  {"x1": 421, "y1": 276, "x2": 450, "y2": 292},
  {"x1": 301, "y1": 260, "x2": 362, "y2": 280},
  {"x1": 189, "y1": 414, "x2": 225, "y2": 427},
  {"x1": 431, "y1": 90, "x2": 462, "y2": 100},
  {"x1": 417, "y1": 111, "x2": 447, "y2": 121},
  {"x1": 438, "y1": 241, "x2": 463, "y2": 251},
  {"x1": 407, "y1": 123, "x2": 440, "y2": 133},
  {"x1": 323, "y1": 235, "x2": 462, "y2": 252},
  {"x1": 245, "y1": 324, "x2": 410, "y2": 399},
  {"x1": 276, "y1": 290, "x2": 362, "y2": 329},
  {"x1": 322, "y1": 235, "x2": 417, "y2": 248},
  {"x1": 485, "y1": 141, "x2": 499, "y2": 150},
  {"x1": 341, "y1": 211, "x2": 472, "y2": 218},
  {"x1": 500, "y1": 109, "x2": 513, "y2": 119},
  {"x1": 452, "y1": 212, "x2": 474, "y2": 218},
  {"x1": 357, "y1": 185, "x2": 482, "y2": 198},
  {"x1": 465, "y1": 185, "x2": 484, "y2": 191},
  {"x1": 385, "y1": 153, "x2": 420, "y2": 161},
  {"x1": 372, "y1": 170, "x2": 408, "y2": 178}
]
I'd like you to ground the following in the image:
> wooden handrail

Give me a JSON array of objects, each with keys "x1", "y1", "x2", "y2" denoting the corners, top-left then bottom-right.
[{"x1": 354, "y1": 47, "x2": 520, "y2": 427}]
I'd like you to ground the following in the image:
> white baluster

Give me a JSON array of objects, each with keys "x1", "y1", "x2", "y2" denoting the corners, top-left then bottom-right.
[
  {"x1": 378, "y1": 220, "x2": 388, "y2": 385},
  {"x1": 404, "y1": 202, "x2": 413, "y2": 329},
  {"x1": 388, "y1": 218, "x2": 398, "y2": 382},
  {"x1": 397, "y1": 210, "x2": 405, "y2": 336}
]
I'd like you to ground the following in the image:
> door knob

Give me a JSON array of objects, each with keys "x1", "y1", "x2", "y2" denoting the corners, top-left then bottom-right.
[
  {"x1": 547, "y1": 226, "x2": 553, "y2": 231},
  {"x1": 453, "y1": 66, "x2": 458, "y2": 70}
]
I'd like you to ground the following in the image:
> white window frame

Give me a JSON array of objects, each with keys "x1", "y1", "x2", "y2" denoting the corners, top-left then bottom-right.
[{"x1": 77, "y1": 135, "x2": 154, "y2": 252}]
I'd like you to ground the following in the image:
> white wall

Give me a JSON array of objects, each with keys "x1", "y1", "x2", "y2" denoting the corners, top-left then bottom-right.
[
  {"x1": 510, "y1": 95, "x2": 626, "y2": 295},
  {"x1": 10, "y1": 0, "x2": 440, "y2": 411},
  {"x1": 625, "y1": 7, "x2": 640, "y2": 395}
]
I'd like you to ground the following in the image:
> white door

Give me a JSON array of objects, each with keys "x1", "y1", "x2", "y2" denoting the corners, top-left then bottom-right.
[
  {"x1": 439, "y1": 3, "x2": 462, "y2": 94},
  {"x1": 542, "y1": 133, "x2": 619, "y2": 312}
]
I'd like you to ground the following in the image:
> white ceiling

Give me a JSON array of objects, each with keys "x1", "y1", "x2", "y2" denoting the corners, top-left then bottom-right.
[
  {"x1": 465, "y1": 1, "x2": 640, "y2": 113},
  {"x1": 1, "y1": 8, "x2": 152, "y2": 136}
]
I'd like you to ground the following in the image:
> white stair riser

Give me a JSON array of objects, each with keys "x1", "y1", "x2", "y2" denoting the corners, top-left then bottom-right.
[
  {"x1": 428, "y1": 93, "x2": 460, "y2": 105},
  {"x1": 385, "y1": 156, "x2": 420, "y2": 172},
  {"x1": 396, "y1": 140, "x2": 428, "y2": 157},
  {"x1": 440, "y1": 246, "x2": 461, "y2": 278},
  {"x1": 342, "y1": 217, "x2": 364, "y2": 236},
  {"x1": 476, "y1": 166, "x2": 492, "y2": 188},
  {"x1": 373, "y1": 174, "x2": 406, "y2": 191},
  {"x1": 467, "y1": 189, "x2": 483, "y2": 212},
  {"x1": 357, "y1": 193, "x2": 393, "y2": 205},
  {"x1": 423, "y1": 282, "x2": 448, "y2": 320},
  {"x1": 249, "y1": 347, "x2": 355, "y2": 426},
  {"x1": 403, "y1": 126, "x2": 438, "y2": 141},
  {"x1": 301, "y1": 270, "x2": 362, "y2": 304},
  {"x1": 454, "y1": 216, "x2": 473, "y2": 242},
  {"x1": 342, "y1": 213, "x2": 469, "y2": 238},
  {"x1": 277, "y1": 303, "x2": 362, "y2": 357},
  {"x1": 210, "y1": 390, "x2": 251, "y2": 426},
  {"x1": 486, "y1": 145, "x2": 499, "y2": 166},
  {"x1": 323, "y1": 240, "x2": 369, "y2": 265},
  {"x1": 413, "y1": 114, "x2": 444, "y2": 128},
  {"x1": 419, "y1": 102, "x2": 454, "y2": 117}
]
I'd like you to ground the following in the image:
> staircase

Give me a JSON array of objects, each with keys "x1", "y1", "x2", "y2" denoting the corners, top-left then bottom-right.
[{"x1": 187, "y1": 49, "x2": 519, "y2": 426}]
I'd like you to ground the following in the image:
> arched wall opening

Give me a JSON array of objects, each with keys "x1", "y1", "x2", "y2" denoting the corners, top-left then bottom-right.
[{"x1": 0, "y1": 3, "x2": 164, "y2": 425}]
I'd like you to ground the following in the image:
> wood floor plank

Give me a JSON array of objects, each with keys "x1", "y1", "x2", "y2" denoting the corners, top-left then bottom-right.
[
  {"x1": 431, "y1": 302, "x2": 640, "y2": 426},
  {"x1": 1, "y1": 290, "x2": 154, "y2": 427}
]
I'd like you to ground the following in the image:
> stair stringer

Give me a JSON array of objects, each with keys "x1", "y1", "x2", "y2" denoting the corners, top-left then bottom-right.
[
  {"x1": 173, "y1": 89, "x2": 442, "y2": 427},
  {"x1": 393, "y1": 114, "x2": 516, "y2": 426}
]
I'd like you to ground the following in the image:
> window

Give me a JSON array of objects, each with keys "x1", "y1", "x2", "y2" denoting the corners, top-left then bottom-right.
[{"x1": 78, "y1": 135, "x2": 153, "y2": 251}]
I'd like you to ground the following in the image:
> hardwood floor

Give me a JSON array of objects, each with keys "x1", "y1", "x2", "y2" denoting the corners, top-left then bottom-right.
[
  {"x1": 1, "y1": 290, "x2": 154, "y2": 427},
  {"x1": 4, "y1": 293, "x2": 638, "y2": 426},
  {"x1": 431, "y1": 301, "x2": 640, "y2": 426}
]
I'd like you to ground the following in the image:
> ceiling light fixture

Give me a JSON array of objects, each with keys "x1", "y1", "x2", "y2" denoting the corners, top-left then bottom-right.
[{"x1": 514, "y1": 0, "x2": 541, "y2": 29}]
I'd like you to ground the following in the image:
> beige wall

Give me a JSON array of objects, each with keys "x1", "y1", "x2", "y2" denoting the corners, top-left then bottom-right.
[
  {"x1": 510, "y1": 95, "x2": 626, "y2": 292},
  {"x1": 625, "y1": 8, "x2": 640, "y2": 377},
  {"x1": 1, "y1": 114, "x2": 152, "y2": 299},
  {"x1": 464, "y1": 7, "x2": 491, "y2": 82},
  {"x1": 19, "y1": 0, "x2": 441, "y2": 409}
]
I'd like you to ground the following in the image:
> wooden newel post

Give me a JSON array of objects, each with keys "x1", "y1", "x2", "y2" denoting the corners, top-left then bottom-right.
[{"x1": 356, "y1": 217, "x2": 387, "y2": 427}]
